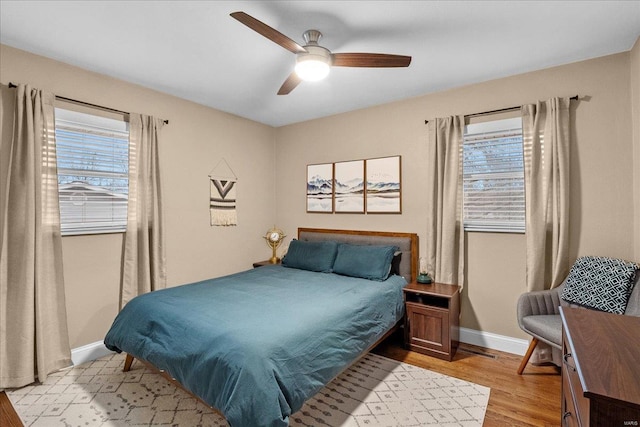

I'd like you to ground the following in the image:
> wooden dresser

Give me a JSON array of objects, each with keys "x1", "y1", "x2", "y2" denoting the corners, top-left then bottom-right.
[{"x1": 560, "y1": 306, "x2": 640, "y2": 427}]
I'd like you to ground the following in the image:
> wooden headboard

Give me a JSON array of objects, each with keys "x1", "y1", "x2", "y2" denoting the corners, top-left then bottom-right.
[{"x1": 297, "y1": 228, "x2": 418, "y2": 283}]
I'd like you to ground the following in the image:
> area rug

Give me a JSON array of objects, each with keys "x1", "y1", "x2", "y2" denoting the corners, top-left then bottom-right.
[{"x1": 7, "y1": 352, "x2": 490, "y2": 426}]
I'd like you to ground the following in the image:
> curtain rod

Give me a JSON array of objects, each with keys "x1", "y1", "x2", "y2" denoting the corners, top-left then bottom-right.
[
  {"x1": 424, "y1": 95, "x2": 579, "y2": 124},
  {"x1": 8, "y1": 82, "x2": 169, "y2": 125}
]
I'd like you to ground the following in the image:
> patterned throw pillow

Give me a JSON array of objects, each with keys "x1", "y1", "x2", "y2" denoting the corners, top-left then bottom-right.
[{"x1": 560, "y1": 256, "x2": 639, "y2": 314}]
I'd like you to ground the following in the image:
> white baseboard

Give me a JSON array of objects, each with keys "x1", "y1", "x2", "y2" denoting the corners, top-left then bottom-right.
[
  {"x1": 458, "y1": 327, "x2": 530, "y2": 356},
  {"x1": 71, "y1": 328, "x2": 529, "y2": 367},
  {"x1": 71, "y1": 341, "x2": 114, "y2": 366}
]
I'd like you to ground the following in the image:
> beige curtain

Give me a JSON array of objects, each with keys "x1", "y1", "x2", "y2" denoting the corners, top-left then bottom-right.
[
  {"x1": 120, "y1": 114, "x2": 166, "y2": 308},
  {"x1": 0, "y1": 84, "x2": 71, "y2": 388},
  {"x1": 522, "y1": 97, "x2": 571, "y2": 292},
  {"x1": 426, "y1": 116, "x2": 465, "y2": 286}
]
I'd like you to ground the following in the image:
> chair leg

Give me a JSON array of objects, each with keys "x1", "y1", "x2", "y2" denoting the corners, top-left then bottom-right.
[{"x1": 517, "y1": 337, "x2": 539, "y2": 375}]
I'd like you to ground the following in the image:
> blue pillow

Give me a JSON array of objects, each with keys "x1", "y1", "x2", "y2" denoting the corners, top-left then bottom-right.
[
  {"x1": 282, "y1": 239, "x2": 339, "y2": 273},
  {"x1": 332, "y1": 243, "x2": 399, "y2": 281}
]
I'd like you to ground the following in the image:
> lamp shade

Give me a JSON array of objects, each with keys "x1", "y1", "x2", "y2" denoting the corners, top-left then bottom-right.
[
  {"x1": 295, "y1": 58, "x2": 330, "y2": 81},
  {"x1": 295, "y1": 45, "x2": 331, "y2": 82}
]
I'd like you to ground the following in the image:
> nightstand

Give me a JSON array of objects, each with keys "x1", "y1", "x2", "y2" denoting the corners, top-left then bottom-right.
[
  {"x1": 403, "y1": 281, "x2": 460, "y2": 361},
  {"x1": 252, "y1": 260, "x2": 281, "y2": 268}
]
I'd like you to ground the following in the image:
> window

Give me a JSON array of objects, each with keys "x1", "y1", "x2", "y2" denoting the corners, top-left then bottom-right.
[
  {"x1": 462, "y1": 117, "x2": 524, "y2": 233},
  {"x1": 54, "y1": 108, "x2": 129, "y2": 235}
]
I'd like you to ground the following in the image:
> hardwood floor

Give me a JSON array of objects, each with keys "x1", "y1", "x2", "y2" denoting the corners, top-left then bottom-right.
[
  {"x1": 374, "y1": 332, "x2": 562, "y2": 426},
  {"x1": 1, "y1": 334, "x2": 561, "y2": 427},
  {"x1": 0, "y1": 390, "x2": 22, "y2": 427}
]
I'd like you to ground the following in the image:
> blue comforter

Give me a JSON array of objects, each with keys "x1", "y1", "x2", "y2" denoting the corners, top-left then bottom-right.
[{"x1": 104, "y1": 265, "x2": 406, "y2": 427}]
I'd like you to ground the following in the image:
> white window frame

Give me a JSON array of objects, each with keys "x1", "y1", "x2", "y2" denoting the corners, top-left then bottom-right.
[
  {"x1": 54, "y1": 108, "x2": 129, "y2": 236},
  {"x1": 462, "y1": 117, "x2": 525, "y2": 233}
]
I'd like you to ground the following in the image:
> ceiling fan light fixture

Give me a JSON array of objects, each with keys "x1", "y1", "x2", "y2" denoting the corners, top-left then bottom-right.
[
  {"x1": 295, "y1": 45, "x2": 331, "y2": 82},
  {"x1": 295, "y1": 59, "x2": 330, "y2": 81},
  {"x1": 231, "y1": 12, "x2": 412, "y2": 95}
]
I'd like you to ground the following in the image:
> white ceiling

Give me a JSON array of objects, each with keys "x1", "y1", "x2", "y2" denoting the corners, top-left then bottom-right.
[{"x1": 1, "y1": 1, "x2": 639, "y2": 127}]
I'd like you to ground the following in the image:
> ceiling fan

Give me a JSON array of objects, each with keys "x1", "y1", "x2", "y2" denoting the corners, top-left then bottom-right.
[{"x1": 230, "y1": 11, "x2": 412, "y2": 95}]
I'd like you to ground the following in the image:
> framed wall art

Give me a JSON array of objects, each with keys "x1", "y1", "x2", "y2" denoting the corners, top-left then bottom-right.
[
  {"x1": 306, "y1": 163, "x2": 334, "y2": 213},
  {"x1": 334, "y1": 160, "x2": 365, "y2": 213},
  {"x1": 366, "y1": 155, "x2": 402, "y2": 213}
]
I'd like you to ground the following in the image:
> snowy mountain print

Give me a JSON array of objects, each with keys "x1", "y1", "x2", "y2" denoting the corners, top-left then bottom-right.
[
  {"x1": 334, "y1": 160, "x2": 364, "y2": 212},
  {"x1": 366, "y1": 156, "x2": 401, "y2": 213},
  {"x1": 335, "y1": 177, "x2": 364, "y2": 194},
  {"x1": 307, "y1": 175, "x2": 333, "y2": 195},
  {"x1": 365, "y1": 180, "x2": 400, "y2": 193},
  {"x1": 307, "y1": 163, "x2": 334, "y2": 212}
]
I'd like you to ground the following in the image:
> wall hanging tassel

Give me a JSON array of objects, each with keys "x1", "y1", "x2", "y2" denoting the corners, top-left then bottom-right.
[{"x1": 208, "y1": 158, "x2": 238, "y2": 226}]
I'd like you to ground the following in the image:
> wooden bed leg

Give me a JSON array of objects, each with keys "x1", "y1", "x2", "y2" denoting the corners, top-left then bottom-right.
[
  {"x1": 517, "y1": 337, "x2": 539, "y2": 375},
  {"x1": 123, "y1": 353, "x2": 135, "y2": 372}
]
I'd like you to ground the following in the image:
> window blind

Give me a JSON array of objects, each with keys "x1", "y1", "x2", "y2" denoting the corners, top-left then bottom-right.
[
  {"x1": 54, "y1": 108, "x2": 129, "y2": 235},
  {"x1": 463, "y1": 117, "x2": 525, "y2": 233}
]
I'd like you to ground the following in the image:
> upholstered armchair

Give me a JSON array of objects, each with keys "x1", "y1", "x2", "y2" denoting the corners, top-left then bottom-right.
[{"x1": 516, "y1": 258, "x2": 640, "y2": 374}]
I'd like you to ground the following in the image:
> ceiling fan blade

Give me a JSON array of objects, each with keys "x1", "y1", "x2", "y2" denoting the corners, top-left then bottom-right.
[
  {"x1": 230, "y1": 11, "x2": 306, "y2": 54},
  {"x1": 277, "y1": 73, "x2": 302, "y2": 95},
  {"x1": 331, "y1": 53, "x2": 412, "y2": 68}
]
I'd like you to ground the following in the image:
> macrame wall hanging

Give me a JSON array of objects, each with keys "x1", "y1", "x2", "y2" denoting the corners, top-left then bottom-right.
[{"x1": 209, "y1": 159, "x2": 238, "y2": 226}]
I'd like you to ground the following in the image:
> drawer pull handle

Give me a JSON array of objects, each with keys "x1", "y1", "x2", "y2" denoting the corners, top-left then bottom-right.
[
  {"x1": 563, "y1": 353, "x2": 576, "y2": 371},
  {"x1": 563, "y1": 411, "x2": 572, "y2": 426}
]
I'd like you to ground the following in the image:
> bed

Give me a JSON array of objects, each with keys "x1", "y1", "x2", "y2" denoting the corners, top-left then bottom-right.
[{"x1": 104, "y1": 228, "x2": 418, "y2": 427}]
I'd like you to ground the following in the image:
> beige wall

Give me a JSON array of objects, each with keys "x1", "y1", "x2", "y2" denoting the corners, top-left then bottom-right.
[
  {"x1": 275, "y1": 51, "x2": 637, "y2": 339},
  {"x1": 2, "y1": 39, "x2": 638, "y2": 350},
  {"x1": 1, "y1": 44, "x2": 277, "y2": 348},
  {"x1": 631, "y1": 37, "x2": 640, "y2": 259}
]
